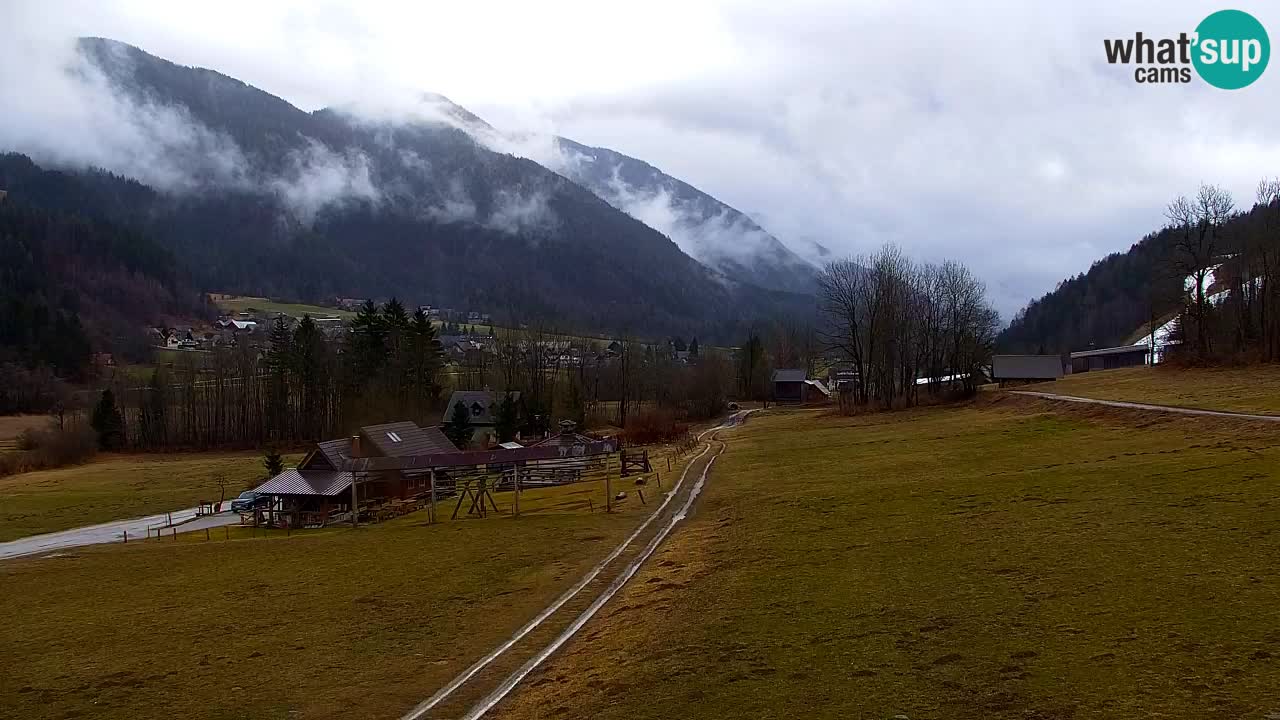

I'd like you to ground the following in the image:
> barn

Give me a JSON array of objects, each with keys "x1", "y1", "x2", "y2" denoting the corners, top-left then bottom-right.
[
  {"x1": 772, "y1": 369, "x2": 809, "y2": 403},
  {"x1": 1069, "y1": 345, "x2": 1150, "y2": 373},
  {"x1": 991, "y1": 355, "x2": 1066, "y2": 386}
]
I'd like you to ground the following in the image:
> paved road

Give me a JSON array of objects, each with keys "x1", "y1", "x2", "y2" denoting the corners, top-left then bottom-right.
[
  {"x1": 0, "y1": 508, "x2": 243, "y2": 561},
  {"x1": 1011, "y1": 390, "x2": 1280, "y2": 422}
]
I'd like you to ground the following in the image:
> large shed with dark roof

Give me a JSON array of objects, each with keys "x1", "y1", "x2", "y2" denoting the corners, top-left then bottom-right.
[{"x1": 772, "y1": 369, "x2": 810, "y2": 404}]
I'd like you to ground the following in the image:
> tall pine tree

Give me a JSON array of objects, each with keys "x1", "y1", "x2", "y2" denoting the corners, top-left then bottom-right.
[
  {"x1": 494, "y1": 391, "x2": 519, "y2": 443},
  {"x1": 443, "y1": 400, "x2": 474, "y2": 449},
  {"x1": 91, "y1": 388, "x2": 124, "y2": 450}
]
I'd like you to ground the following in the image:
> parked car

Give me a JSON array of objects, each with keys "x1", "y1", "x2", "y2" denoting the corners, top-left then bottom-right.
[{"x1": 230, "y1": 491, "x2": 268, "y2": 513}]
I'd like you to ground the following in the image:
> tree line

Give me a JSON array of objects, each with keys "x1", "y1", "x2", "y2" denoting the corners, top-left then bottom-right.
[
  {"x1": 1000, "y1": 179, "x2": 1280, "y2": 361},
  {"x1": 87, "y1": 299, "x2": 445, "y2": 451},
  {"x1": 85, "y1": 301, "x2": 738, "y2": 452},
  {"x1": 1161, "y1": 181, "x2": 1280, "y2": 363},
  {"x1": 817, "y1": 244, "x2": 999, "y2": 410}
]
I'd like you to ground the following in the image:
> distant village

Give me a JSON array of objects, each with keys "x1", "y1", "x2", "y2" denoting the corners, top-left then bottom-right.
[{"x1": 148, "y1": 296, "x2": 702, "y2": 371}]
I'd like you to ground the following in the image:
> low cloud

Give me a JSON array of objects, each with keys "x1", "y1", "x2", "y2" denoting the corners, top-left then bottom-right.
[
  {"x1": 423, "y1": 178, "x2": 477, "y2": 224},
  {"x1": 0, "y1": 32, "x2": 558, "y2": 235},
  {"x1": 269, "y1": 140, "x2": 380, "y2": 223},
  {"x1": 483, "y1": 189, "x2": 556, "y2": 235},
  {"x1": 0, "y1": 35, "x2": 251, "y2": 192}
]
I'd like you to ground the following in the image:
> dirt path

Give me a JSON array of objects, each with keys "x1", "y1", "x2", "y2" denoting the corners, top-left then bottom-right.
[
  {"x1": 402, "y1": 411, "x2": 749, "y2": 720},
  {"x1": 1011, "y1": 390, "x2": 1280, "y2": 421}
]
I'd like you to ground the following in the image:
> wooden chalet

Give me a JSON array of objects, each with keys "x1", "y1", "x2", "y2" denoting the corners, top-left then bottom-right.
[{"x1": 253, "y1": 421, "x2": 459, "y2": 527}]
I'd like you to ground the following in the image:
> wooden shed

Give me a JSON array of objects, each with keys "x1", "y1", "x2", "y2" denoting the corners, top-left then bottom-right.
[{"x1": 1069, "y1": 345, "x2": 1150, "y2": 373}]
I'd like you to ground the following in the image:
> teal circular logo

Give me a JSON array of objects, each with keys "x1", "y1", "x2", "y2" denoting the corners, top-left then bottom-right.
[{"x1": 1193, "y1": 9, "x2": 1270, "y2": 89}]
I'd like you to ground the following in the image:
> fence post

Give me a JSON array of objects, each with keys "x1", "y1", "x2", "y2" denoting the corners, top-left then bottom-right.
[
  {"x1": 606, "y1": 467, "x2": 613, "y2": 513},
  {"x1": 513, "y1": 465, "x2": 521, "y2": 518},
  {"x1": 205, "y1": 528, "x2": 210, "y2": 541},
  {"x1": 656, "y1": 472, "x2": 662, "y2": 489},
  {"x1": 429, "y1": 469, "x2": 437, "y2": 524}
]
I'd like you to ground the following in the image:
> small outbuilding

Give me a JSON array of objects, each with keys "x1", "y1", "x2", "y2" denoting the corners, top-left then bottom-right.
[
  {"x1": 991, "y1": 355, "x2": 1065, "y2": 386},
  {"x1": 772, "y1": 369, "x2": 810, "y2": 404},
  {"x1": 1069, "y1": 344, "x2": 1150, "y2": 373}
]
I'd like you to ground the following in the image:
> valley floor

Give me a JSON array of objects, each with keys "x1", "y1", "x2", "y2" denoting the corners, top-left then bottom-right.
[
  {"x1": 493, "y1": 398, "x2": 1280, "y2": 719},
  {"x1": 8, "y1": 387, "x2": 1280, "y2": 719},
  {"x1": 0, "y1": 443, "x2": 697, "y2": 720}
]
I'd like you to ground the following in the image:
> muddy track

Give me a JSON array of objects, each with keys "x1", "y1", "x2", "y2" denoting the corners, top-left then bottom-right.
[{"x1": 402, "y1": 412, "x2": 747, "y2": 720}]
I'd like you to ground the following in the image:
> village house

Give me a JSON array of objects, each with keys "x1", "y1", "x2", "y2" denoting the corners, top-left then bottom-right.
[
  {"x1": 216, "y1": 318, "x2": 258, "y2": 333},
  {"x1": 335, "y1": 297, "x2": 368, "y2": 311},
  {"x1": 442, "y1": 390, "x2": 521, "y2": 447}
]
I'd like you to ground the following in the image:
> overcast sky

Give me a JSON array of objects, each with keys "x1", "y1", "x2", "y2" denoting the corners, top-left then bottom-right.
[{"x1": 4, "y1": 0, "x2": 1280, "y2": 320}]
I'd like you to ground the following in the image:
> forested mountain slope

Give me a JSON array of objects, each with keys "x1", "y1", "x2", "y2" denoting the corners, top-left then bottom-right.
[
  {"x1": 998, "y1": 200, "x2": 1273, "y2": 354},
  {"x1": 40, "y1": 38, "x2": 810, "y2": 340},
  {"x1": 0, "y1": 156, "x2": 207, "y2": 374}
]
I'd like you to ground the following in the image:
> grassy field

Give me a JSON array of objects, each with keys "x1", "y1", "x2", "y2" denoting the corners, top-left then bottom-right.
[
  {"x1": 497, "y1": 397, "x2": 1280, "y2": 719},
  {"x1": 211, "y1": 294, "x2": 355, "y2": 320},
  {"x1": 0, "y1": 452, "x2": 299, "y2": 542},
  {"x1": 1042, "y1": 364, "x2": 1280, "y2": 415},
  {"x1": 0, "y1": 453, "x2": 686, "y2": 720}
]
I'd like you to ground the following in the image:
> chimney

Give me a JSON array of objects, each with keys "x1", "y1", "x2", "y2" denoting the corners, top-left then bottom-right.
[
  {"x1": 350, "y1": 435, "x2": 363, "y2": 458},
  {"x1": 559, "y1": 420, "x2": 577, "y2": 442}
]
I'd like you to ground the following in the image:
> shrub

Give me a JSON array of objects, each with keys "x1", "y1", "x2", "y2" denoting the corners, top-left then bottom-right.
[
  {"x1": 0, "y1": 423, "x2": 97, "y2": 477},
  {"x1": 619, "y1": 408, "x2": 689, "y2": 446}
]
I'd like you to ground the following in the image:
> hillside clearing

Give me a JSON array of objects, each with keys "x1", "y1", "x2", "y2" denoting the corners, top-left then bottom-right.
[
  {"x1": 1043, "y1": 364, "x2": 1280, "y2": 415},
  {"x1": 496, "y1": 401, "x2": 1280, "y2": 719},
  {"x1": 210, "y1": 294, "x2": 355, "y2": 320}
]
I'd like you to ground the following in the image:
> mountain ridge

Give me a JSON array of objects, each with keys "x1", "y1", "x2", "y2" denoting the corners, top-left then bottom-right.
[{"x1": 3, "y1": 38, "x2": 813, "y2": 342}]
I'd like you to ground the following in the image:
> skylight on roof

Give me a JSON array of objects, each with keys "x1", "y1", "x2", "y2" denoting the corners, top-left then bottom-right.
[{"x1": 387, "y1": 431, "x2": 402, "y2": 443}]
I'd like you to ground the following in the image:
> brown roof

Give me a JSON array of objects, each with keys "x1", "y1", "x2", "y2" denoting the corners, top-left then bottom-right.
[
  {"x1": 361, "y1": 421, "x2": 458, "y2": 457},
  {"x1": 314, "y1": 437, "x2": 353, "y2": 469}
]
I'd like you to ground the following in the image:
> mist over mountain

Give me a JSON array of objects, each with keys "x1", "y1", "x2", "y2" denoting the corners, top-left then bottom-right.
[
  {"x1": 534, "y1": 138, "x2": 817, "y2": 293},
  {"x1": 0, "y1": 37, "x2": 814, "y2": 341},
  {"x1": 361, "y1": 91, "x2": 819, "y2": 293}
]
